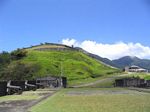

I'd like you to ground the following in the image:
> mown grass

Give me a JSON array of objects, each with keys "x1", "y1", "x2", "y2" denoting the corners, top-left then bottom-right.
[
  {"x1": 0, "y1": 91, "x2": 41, "y2": 102},
  {"x1": 68, "y1": 74, "x2": 117, "y2": 86},
  {"x1": 19, "y1": 50, "x2": 120, "y2": 85},
  {"x1": 121, "y1": 73, "x2": 150, "y2": 80},
  {"x1": 86, "y1": 78, "x2": 115, "y2": 88},
  {"x1": 0, "y1": 90, "x2": 54, "y2": 102},
  {"x1": 30, "y1": 88, "x2": 150, "y2": 112},
  {"x1": 29, "y1": 44, "x2": 67, "y2": 50}
]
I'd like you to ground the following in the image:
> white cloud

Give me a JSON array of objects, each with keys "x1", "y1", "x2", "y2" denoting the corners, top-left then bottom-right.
[
  {"x1": 62, "y1": 38, "x2": 150, "y2": 60},
  {"x1": 62, "y1": 38, "x2": 78, "y2": 47}
]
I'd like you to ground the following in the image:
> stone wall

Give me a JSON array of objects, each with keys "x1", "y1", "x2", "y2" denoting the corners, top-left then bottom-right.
[
  {"x1": 115, "y1": 78, "x2": 149, "y2": 88},
  {"x1": 0, "y1": 81, "x2": 7, "y2": 96},
  {"x1": 10, "y1": 81, "x2": 25, "y2": 90},
  {"x1": 0, "y1": 76, "x2": 67, "y2": 96}
]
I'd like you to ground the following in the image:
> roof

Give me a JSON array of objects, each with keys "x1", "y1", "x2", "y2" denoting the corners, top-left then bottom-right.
[{"x1": 130, "y1": 65, "x2": 140, "y2": 68}]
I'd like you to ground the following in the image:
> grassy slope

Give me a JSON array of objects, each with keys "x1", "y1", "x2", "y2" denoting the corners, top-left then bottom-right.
[
  {"x1": 19, "y1": 49, "x2": 119, "y2": 85},
  {"x1": 30, "y1": 88, "x2": 150, "y2": 112},
  {"x1": 122, "y1": 73, "x2": 150, "y2": 80},
  {"x1": 0, "y1": 91, "x2": 41, "y2": 102}
]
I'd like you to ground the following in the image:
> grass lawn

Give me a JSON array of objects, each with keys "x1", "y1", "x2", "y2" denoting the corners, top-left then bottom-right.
[
  {"x1": 68, "y1": 73, "x2": 119, "y2": 87},
  {"x1": 118, "y1": 73, "x2": 150, "y2": 80},
  {"x1": 130, "y1": 73, "x2": 150, "y2": 80},
  {"x1": 30, "y1": 88, "x2": 150, "y2": 112},
  {"x1": 0, "y1": 90, "x2": 52, "y2": 102},
  {"x1": 85, "y1": 78, "x2": 115, "y2": 88}
]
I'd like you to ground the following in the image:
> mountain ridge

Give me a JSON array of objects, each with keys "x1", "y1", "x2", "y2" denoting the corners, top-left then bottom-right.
[
  {"x1": 112, "y1": 56, "x2": 150, "y2": 70},
  {"x1": 74, "y1": 46, "x2": 150, "y2": 71}
]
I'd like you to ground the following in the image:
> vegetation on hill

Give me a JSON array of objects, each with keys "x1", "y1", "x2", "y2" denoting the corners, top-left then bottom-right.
[
  {"x1": 22, "y1": 50, "x2": 120, "y2": 82},
  {"x1": 0, "y1": 44, "x2": 120, "y2": 85},
  {"x1": 75, "y1": 47, "x2": 117, "y2": 67}
]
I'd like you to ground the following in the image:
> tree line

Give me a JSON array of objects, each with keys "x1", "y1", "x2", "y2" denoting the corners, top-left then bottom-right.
[{"x1": 0, "y1": 49, "x2": 40, "y2": 80}]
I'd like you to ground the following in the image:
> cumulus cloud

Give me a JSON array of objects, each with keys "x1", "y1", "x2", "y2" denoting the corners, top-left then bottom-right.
[{"x1": 62, "y1": 38, "x2": 150, "y2": 60}]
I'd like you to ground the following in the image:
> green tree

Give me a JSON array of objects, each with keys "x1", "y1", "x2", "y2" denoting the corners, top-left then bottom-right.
[
  {"x1": 0, "y1": 51, "x2": 11, "y2": 65},
  {"x1": 11, "y1": 49, "x2": 27, "y2": 60},
  {"x1": 0, "y1": 62, "x2": 41, "y2": 80}
]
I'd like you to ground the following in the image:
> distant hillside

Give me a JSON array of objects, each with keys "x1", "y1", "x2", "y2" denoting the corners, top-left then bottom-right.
[
  {"x1": 75, "y1": 47, "x2": 117, "y2": 68},
  {"x1": 76, "y1": 47, "x2": 150, "y2": 71},
  {"x1": 112, "y1": 56, "x2": 150, "y2": 70},
  {"x1": 0, "y1": 43, "x2": 120, "y2": 85},
  {"x1": 75, "y1": 47, "x2": 150, "y2": 71}
]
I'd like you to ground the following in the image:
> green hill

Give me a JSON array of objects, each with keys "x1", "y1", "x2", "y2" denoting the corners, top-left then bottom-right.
[{"x1": 0, "y1": 44, "x2": 120, "y2": 85}]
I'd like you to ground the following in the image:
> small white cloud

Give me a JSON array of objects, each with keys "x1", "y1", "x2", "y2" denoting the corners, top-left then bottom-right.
[
  {"x1": 62, "y1": 38, "x2": 78, "y2": 47},
  {"x1": 62, "y1": 38, "x2": 150, "y2": 60}
]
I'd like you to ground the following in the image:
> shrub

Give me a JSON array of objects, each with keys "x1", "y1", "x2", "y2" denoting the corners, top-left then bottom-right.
[
  {"x1": 0, "y1": 62, "x2": 41, "y2": 80},
  {"x1": 0, "y1": 51, "x2": 11, "y2": 65},
  {"x1": 11, "y1": 49, "x2": 27, "y2": 60}
]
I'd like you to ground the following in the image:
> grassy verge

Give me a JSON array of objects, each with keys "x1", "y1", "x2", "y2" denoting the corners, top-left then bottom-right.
[
  {"x1": 30, "y1": 88, "x2": 150, "y2": 112},
  {"x1": 85, "y1": 78, "x2": 115, "y2": 88},
  {"x1": 0, "y1": 90, "x2": 52, "y2": 102},
  {"x1": 119, "y1": 73, "x2": 150, "y2": 80},
  {"x1": 68, "y1": 73, "x2": 122, "y2": 86}
]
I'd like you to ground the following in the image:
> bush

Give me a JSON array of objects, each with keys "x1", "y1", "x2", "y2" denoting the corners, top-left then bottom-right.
[
  {"x1": 11, "y1": 49, "x2": 27, "y2": 60},
  {"x1": 0, "y1": 62, "x2": 41, "y2": 80},
  {"x1": 0, "y1": 51, "x2": 11, "y2": 65}
]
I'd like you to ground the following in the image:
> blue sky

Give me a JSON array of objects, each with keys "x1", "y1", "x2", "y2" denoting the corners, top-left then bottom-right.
[{"x1": 0, "y1": 0, "x2": 150, "y2": 59}]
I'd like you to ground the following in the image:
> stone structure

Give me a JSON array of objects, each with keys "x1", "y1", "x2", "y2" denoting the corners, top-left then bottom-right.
[
  {"x1": 125, "y1": 65, "x2": 148, "y2": 73},
  {"x1": 0, "y1": 81, "x2": 7, "y2": 96},
  {"x1": 115, "y1": 77, "x2": 149, "y2": 88},
  {"x1": 25, "y1": 80, "x2": 37, "y2": 91},
  {"x1": 36, "y1": 76, "x2": 67, "y2": 88},
  {"x1": 0, "y1": 76, "x2": 67, "y2": 96},
  {"x1": 7, "y1": 81, "x2": 23, "y2": 95}
]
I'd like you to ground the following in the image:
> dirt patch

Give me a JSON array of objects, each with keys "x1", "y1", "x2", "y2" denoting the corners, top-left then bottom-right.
[
  {"x1": 0, "y1": 100, "x2": 30, "y2": 107},
  {"x1": 66, "y1": 89, "x2": 149, "y2": 96},
  {"x1": 0, "y1": 89, "x2": 58, "y2": 112},
  {"x1": 0, "y1": 100, "x2": 31, "y2": 112},
  {"x1": 0, "y1": 108, "x2": 26, "y2": 112}
]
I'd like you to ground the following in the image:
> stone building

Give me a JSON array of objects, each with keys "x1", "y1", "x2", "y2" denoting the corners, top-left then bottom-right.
[{"x1": 125, "y1": 65, "x2": 148, "y2": 73}]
